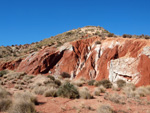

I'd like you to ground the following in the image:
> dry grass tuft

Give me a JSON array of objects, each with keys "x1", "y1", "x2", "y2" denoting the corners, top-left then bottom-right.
[
  {"x1": 9, "y1": 100, "x2": 36, "y2": 113},
  {"x1": 0, "y1": 86, "x2": 12, "y2": 112},
  {"x1": 79, "y1": 87, "x2": 93, "y2": 99},
  {"x1": 97, "y1": 104, "x2": 116, "y2": 113},
  {"x1": 104, "y1": 93, "x2": 126, "y2": 104},
  {"x1": 93, "y1": 85, "x2": 106, "y2": 96},
  {"x1": 44, "y1": 88, "x2": 58, "y2": 97}
]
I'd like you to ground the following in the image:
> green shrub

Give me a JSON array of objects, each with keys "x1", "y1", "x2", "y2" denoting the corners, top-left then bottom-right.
[
  {"x1": 88, "y1": 80, "x2": 96, "y2": 86},
  {"x1": 47, "y1": 75, "x2": 55, "y2": 81},
  {"x1": 116, "y1": 79, "x2": 126, "y2": 88},
  {"x1": 57, "y1": 82, "x2": 79, "y2": 99},
  {"x1": 54, "y1": 79, "x2": 61, "y2": 86},
  {"x1": 60, "y1": 72, "x2": 70, "y2": 78},
  {"x1": 95, "y1": 79, "x2": 112, "y2": 88},
  {"x1": 0, "y1": 70, "x2": 7, "y2": 77}
]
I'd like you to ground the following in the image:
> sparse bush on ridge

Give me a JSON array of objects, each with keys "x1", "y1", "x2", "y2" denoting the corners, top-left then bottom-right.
[
  {"x1": 122, "y1": 34, "x2": 132, "y2": 38},
  {"x1": 108, "y1": 33, "x2": 114, "y2": 37}
]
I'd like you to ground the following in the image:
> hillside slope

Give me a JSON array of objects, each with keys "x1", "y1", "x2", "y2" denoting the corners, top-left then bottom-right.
[{"x1": 1, "y1": 26, "x2": 150, "y2": 86}]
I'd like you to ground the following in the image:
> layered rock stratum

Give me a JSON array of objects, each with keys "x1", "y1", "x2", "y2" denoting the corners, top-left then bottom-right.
[{"x1": 1, "y1": 26, "x2": 150, "y2": 86}]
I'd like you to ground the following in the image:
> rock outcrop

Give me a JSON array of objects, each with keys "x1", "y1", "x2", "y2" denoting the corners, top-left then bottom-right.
[{"x1": 1, "y1": 36, "x2": 150, "y2": 86}]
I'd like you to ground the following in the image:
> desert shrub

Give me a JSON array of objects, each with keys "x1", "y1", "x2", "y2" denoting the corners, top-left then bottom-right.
[
  {"x1": 60, "y1": 72, "x2": 70, "y2": 78},
  {"x1": 14, "y1": 92, "x2": 38, "y2": 105},
  {"x1": 44, "y1": 88, "x2": 57, "y2": 97},
  {"x1": 144, "y1": 35, "x2": 150, "y2": 39},
  {"x1": 116, "y1": 79, "x2": 126, "y2": 88},
  {"x1": 108, "y1": 33, "x2": 114, "y2": 37},
  {"x1": 0, "y1": 70, "x2": 7, "y2": 77},
  {"x1": 33, "y1": 86, "x2": 48, "y2": 95},
  {"x1": 47, "y1": 75, "x2": 55, "y2": 81},
  {"x1": 93, "y1": 86, "x2": 106, "y2": 96},
  {"x1": 95, "y1": 79, "x2": 112, "y2": 88},
  {"x1": 112, "y1": 83, "x2": 119, "y2": 91},
  {"x1": 135, "y1": 86, "x2": 150, "y2": 97},
  {"x1": 97, "y1": 104, "x2": 115, "y2": 113},
  {"x1": 146, "y1": 85, "x2": 150, "y2": 91},
  {"x1": 0, "y1": 98, "x2": 12, "y2": 112},
  {"x1": 0, "y1": 86, "x2": 11, "y2": 98},
  {"x1": 14, "y1": 85, "x2": 23, "y2": 90},
  {"x1": 104, "y1": 93, "x2": 126, "y2": 104},
  {"x1": 43, "y1": 79, "x2": 54, "y2": 85},
  {"x1": 54, "y1": 79, "x2": 61, "y2": 86},
  {"x1": 72, "y1": 78, "x2": 86, "y2": 87},
  {"x1": 93, "y1": 87, "x2": 101, "y2": 96},
  {"x1": 88, "y1": 80, "x2": 96, "y2": 86},
  {"x1": 95, "y1": 31, "x2": 101, "y2": 36},
  {"x1": 79, "y1": 87, "x2": 93, "y2": 99},
  {"x1": 23, "y1": 75, "x2": 34, "y2": 81},
  {"x1": 0, "y1": 86, "x2": 12, "y2": 112},
  {"x1": 122, "y1": 83, "x2": 140, "y2": 98},
  {"x1": 95, "y1": 41, "x2": 101, "y2": 45},
  {"x1": 66, "y1": 31, "x2": 74, "y2": 36},
  {"x1": 57, "y1": 82, "x2": 79, "y2": 99},
  {"x1": 10, "y1": 100, "x2": 36, "y2": 113}
]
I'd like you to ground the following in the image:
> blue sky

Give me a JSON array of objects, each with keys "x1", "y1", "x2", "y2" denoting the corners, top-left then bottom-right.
[{"x1": 0, "y1": 0, "x2": 150, "y2": 46}]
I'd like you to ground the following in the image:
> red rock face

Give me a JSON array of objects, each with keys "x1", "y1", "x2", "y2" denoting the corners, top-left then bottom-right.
[
  {"x1": 1, "y1": 37, "x2": 150, "y2": 86},
  {"x1": 0, "y1": 59, "x2": 22, "y2": 70},
  {"x1": 16, "y1": 47, "x2": 62, "y2": 75}
]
